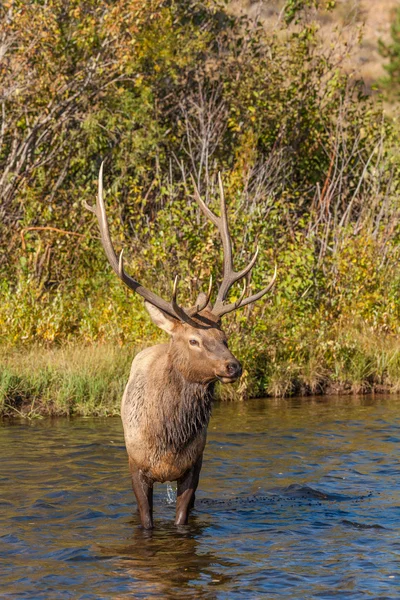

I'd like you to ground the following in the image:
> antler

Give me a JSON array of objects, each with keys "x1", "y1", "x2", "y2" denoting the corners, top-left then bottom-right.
[
  {"x1": 192, "y1": 173, "x2": 277, "y2": 318},
  {"x1": 85, "y1": 162, "x2": 211, "y2": 322}
]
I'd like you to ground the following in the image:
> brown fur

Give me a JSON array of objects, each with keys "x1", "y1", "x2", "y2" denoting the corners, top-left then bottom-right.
[
  {"x1": 121, "y1": 306, "x2": 242, "y2": 528},
  {"x1": 88, "y1": 164, "x2": 275, "y2": 529}
]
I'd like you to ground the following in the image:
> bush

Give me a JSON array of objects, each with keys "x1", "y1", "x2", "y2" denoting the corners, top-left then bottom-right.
[{"x1": 1, "y1": 0, "x2": 400, "y2": 403}]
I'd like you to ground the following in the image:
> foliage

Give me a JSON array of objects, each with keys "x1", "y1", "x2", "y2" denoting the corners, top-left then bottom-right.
[
  {"x1": 1, "y1": 0, "x2": 400, "y2": 407},
  {"x1": 379, "y1": 5, "x2": 400, "y2": 98},
  {"x1": 4, "y1": 323, "x2": 400, "y2": 417},
  {"x1": 284, "y1": 0, "x2": 336, "y2": 25}
]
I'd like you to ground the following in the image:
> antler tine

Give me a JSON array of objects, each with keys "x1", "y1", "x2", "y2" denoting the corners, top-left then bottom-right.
[
  {"x1": 191, "y1": 174, "x2": 234, "y2": 303},
  {"x1": 232, "y1": 278, "x2": 248, "y2": 311},
  {"x1": 192, "y1": 172, "x2": 265, "y2": 315},
  {"x1": 118, "y1": 248, "x2": 124, "y2": 277},
  {"x1": 211, "y1": 277, "x2": 247, "y2": 319},
  {"x1": 217, "y1": 171, "x2": 233, "y2": 279},
  {"x1": 214, "y1": 173, "x2": 264, "y2": 310},
  {"x1": 214, "y1": 245, "x2": 260, "y2": 311},
  {"x1": 194, "y1": 274, "x2": 213, "y2": 313},
  {"x1": 86, "y1": 162, "x2": 183, "y2": 321},
  {"x1": 215, "y1": 263, "x2": 278, "y2": 318},
  {"x1": 191, "y1": 174, "x2": 234, "y2": 280},
  {"x1": 191, "y1": 174, "x2": 219, "y2": 227},
  {"x1": 172, "y1": 275, "x2": 180, "y2": 313},
  {"x1": 173, "y1": 274, "x2": 212, "y2": 321}
]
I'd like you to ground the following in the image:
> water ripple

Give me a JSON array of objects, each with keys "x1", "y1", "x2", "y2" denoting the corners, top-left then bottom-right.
[{"x1": 1, "y1": 396, "x2": 400, "y2": 598}]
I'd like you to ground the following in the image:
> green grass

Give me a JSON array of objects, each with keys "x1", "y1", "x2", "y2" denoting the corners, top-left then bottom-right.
[
  {"x1": 2, "y1": 322, "x2": 400, "y2": 418},
  {"x1": 0, "y1": 344, "x2": 134, "y2": 418}
]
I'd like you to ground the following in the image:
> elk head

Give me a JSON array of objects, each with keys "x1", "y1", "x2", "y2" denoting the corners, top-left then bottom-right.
[{"x1": 85, "y1": 164, "x2": 277, "y2": 385}]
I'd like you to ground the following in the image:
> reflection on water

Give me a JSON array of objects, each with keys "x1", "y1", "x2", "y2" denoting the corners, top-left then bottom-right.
[{"x1": 1, "y1": 396, "x2": 400, "y2": 598}]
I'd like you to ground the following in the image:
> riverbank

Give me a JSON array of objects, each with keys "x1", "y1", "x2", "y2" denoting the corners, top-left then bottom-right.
[
  {"x1": 2, "y1": 1, "x2": 400, "y2": 419},
  {"x1": 0, "y1": 345, "x2": 133, "y2": 419},
  {"x1": 2, "y1": 329, "x2": 400, "y2": 418}
]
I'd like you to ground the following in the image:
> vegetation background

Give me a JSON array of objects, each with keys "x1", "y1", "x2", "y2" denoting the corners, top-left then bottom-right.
[{"x1": 1, "y1": 0, "x2": 400, "y2": 417}]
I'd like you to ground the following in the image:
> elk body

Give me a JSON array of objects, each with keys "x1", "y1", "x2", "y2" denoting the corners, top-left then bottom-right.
[{"x1": 86, "y1": 165, "x2": 276, "y2": 529}]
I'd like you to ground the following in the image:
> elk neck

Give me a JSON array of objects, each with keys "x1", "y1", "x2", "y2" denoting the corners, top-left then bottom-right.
[{"x1": 150, "y1": 344, "x2": 214, "y2": 454}]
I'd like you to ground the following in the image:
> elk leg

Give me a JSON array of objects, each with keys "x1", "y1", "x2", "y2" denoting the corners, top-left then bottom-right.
[
  {"x1": 129, "y1": 460, "x2": 154, "y2": 529},
  {"x1": 175, "y1": 455, "x2": 203, "y2": 526}
]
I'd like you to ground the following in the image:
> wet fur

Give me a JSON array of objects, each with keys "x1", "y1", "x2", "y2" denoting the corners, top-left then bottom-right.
[
  {"x1": 120, "y1": 306, "x2": 241, "y2": 528},
  {"x1": 121, "y1": 344, "x2": 214, "y2": 483}
]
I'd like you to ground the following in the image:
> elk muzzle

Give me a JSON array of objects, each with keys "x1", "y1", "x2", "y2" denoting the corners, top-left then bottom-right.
[{"x1": 217, "y1": 359, "x2": 242, "y2": 383}]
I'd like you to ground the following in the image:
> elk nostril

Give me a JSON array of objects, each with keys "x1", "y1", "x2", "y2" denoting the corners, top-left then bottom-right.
[{"x1": 226, "y1": 362, "x2": 241, "y2": 376}]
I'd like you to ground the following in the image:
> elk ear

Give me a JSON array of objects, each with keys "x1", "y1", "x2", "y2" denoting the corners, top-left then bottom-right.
[
  {"x1": 144, "y1": 302, "x2": 177, "y2": 335},
  {"x1": 194, "y1": 292, "x2": 213, "y2": 312}
]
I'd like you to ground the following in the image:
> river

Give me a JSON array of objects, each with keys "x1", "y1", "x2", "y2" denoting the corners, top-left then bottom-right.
[{"x1": 1, "y1": 396, "x2": 399, "y2": 598}]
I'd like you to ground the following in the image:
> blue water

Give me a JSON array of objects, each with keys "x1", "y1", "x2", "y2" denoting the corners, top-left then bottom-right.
[{"x1": 1, "y1": 396, "x2": 400, "y2": 598}]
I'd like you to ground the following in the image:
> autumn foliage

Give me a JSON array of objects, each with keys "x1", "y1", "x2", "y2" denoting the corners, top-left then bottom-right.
[{"x1": 1, "y1": 0, "x2": 400, "y2": 404}]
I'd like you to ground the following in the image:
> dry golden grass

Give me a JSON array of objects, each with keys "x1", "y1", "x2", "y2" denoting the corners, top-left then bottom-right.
[
  {"x1": 0, "y1": 344, "x2": 135, "y2": 418},
  {"x1": 3, "y1": 328, "x2": 400, "y2": 417},
  {"x1": 228, "y1": 0, "x2": 398, "y2": 88}
]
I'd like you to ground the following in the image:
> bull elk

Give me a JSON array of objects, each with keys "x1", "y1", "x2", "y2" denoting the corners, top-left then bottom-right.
[{"x1": 85, "y1": 164, "x2": 276, "y2": 529}]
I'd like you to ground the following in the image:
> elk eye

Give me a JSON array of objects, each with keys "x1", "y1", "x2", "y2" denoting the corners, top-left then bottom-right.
[{"x1": 189, "y1": 339, "x2": 200, "y2": 347}]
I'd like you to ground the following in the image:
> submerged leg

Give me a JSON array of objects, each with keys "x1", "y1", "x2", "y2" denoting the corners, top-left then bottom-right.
[
  {"x1": 129, "y1": 459, "x2": 154, "y2": 529},
  {"x1": 175, "y1": 455, "x2": 203, "y2": 526}
]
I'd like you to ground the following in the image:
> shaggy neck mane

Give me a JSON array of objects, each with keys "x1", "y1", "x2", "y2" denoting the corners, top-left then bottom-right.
[{"x1": 155, "y1": 349, "x2": 214, "y2": 454}]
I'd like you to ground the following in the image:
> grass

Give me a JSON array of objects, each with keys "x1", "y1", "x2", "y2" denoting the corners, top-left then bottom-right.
[
  {"x1": 2, "y1": 323, "x2": 400, "y2": 418},
  {"x1": 0, "y1": 344, "x2": 135, "y2": 418},
  {"x1": 230, "y1": 0, "x2": 398, "y2": 88}
]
